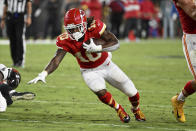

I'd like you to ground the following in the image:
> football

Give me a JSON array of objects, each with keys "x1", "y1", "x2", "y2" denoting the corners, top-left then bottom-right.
[{"x1": 84, "y1": 38, "x2": 106, "y2": 45}]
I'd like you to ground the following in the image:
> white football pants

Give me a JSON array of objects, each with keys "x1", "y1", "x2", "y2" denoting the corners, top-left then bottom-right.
[
  {"x1": 81, "y1": 58, "x2": 138, "y2": 97},
  {"x1": 182, "y1": 33, "x2": 196, "y2": 80},
  {"x1": 0, "y1": 92, "x2": 7, "y2": 112}
]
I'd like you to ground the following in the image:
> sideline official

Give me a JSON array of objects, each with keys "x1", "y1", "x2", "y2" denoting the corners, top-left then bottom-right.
[{"x1": 0, "y1": 0, "x2": 32, "y2": 68}]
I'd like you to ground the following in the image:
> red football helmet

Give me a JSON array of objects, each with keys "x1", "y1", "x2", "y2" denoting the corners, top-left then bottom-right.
[{"x1": 64, "y1": 8, "x2": 87, "y2": 41}]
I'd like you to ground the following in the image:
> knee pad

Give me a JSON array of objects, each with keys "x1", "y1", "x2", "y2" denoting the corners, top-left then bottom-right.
[{"x1": 190, "y1": 50, "x2": 196, "y2": 66}]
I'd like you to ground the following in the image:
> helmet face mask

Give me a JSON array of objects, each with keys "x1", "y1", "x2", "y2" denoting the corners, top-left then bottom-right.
[
  {"x1": 65, "y1": 23, "x2": 87, "y2": 41},
  {"x1": 64, "y1": 8, "x2": 87, "y2": 41}
]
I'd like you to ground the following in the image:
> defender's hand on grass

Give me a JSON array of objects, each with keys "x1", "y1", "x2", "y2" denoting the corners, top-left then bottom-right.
[{"x1": 28, "y1": 71, "x2": 48, "y2": 84}]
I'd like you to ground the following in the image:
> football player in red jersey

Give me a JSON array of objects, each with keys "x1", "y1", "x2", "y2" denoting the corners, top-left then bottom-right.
[
  {"x1": 171, "y1": 0, "x2": 196, "y2": 123},
  {"x1": 28, "y1": 8, "x2": 146, "y2": 123}
]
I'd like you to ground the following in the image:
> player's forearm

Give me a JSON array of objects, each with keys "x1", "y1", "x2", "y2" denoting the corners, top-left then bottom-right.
[
  {"x1": 187, "y1": 3, "x2": 196, "y2": 20},
  {"x1": 44, "y1": 49, "x2": 66, "y2": 75},
  {"x1": 44, "y1": 58, "x2": 60, "y2": 75},
  {"x1": 100, "y1": 30, "x2": 119, "y2": 51},
  {"x1": 102, "y1": 41, "x2": 119, "y2": 52},
  {"x1": 2, "y1": 6, "x2": 7, "y2": 20},
  {"x1": 178, "y1": 0, "x2": 196, "y2": 20},
  {"x1": 27, "y1": 2, "x2": 32, "y2": 18},
  {"x1": 191, "y1": 7, "x2": 196, "y2": 21}
]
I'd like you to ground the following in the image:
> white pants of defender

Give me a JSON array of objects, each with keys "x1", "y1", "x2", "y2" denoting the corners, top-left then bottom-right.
[
  {"x1": 182, "y1": 33, "x2": 196, "y2": 79},
  {"x1": 81, "y1": 58, "x2": 137, "y2": 97},
  {"x1": 0, "y1": 92, "x2": 7, "y2": 112}
]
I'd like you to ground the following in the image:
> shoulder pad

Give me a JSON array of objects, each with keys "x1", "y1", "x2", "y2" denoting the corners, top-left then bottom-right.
[
  {"x1": 0, "y1": 64, "x2": 9, "y2": 80},
  {"x1": 57, "y1": 32, "x2": 69, "y2": 41}
]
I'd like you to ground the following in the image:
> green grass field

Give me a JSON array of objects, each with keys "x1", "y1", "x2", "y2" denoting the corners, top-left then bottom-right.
[{"x1": 0, "y1": 39, "x2": 196, "y2": 131}]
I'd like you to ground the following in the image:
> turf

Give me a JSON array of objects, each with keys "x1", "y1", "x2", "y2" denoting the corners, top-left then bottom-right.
[{"x1": 0, "y1": 39, "x2": 196, "y2": 131}]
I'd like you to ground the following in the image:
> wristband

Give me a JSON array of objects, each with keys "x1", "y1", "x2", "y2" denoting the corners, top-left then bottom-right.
[{"x1": 39, "y1": 70, "x2": 48, "y2": 77}]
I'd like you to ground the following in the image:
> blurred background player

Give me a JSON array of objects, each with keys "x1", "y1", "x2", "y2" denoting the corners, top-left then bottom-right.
[
  {"x1": 122, "y1": 0, "x2": 141, "y2": 41},
  {"x1": 0, "y1": 0, "x2": 32, "y2": 68},
  {"x1": 160, "y1": 0, "x2": 175, "y2": 39},
  {"x1": 28, "y1": 8, "x2": 146, "y2": 123},
  {"x1": 109, "y1": 0, "x2": 125, "y2": 38},
  {"x1": 171, "y1": 0, "x2": 196, "y2": 123},
  {"x1": 43, "y1": 0, "x2": 62, "y2": 39},
  {"x1": 0, "y1": 64, "x2": 35, "y2": 112}
]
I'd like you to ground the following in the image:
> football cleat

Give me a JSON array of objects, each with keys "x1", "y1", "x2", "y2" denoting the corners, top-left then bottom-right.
[
  {"x1": 11, "y1": 92, "x2": 36, "y2": 101},
  {"x1": 132, "y1": 108, "x2": 146, "y2": 121},
  {"x1": 116, "y1": 105, "x2": 130, "y2": 123},
  {"x1": 171, "y1": 95, "x2": 186, "y2": 122}
]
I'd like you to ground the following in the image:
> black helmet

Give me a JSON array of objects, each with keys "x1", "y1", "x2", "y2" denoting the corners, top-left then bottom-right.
[{"x1": 7, "y1": 68, "x2": 21, "y2": 89}]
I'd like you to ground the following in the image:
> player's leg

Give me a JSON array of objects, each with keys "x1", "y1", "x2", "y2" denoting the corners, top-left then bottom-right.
[
  {"x1": 105, "y1": 61, "x2": 146, "y2": 121},
  {"x1": 171, "y1": 80, "x2": 196, "y2": 123},
  {"x1": 96, "y1": 89, "x2": 130, "y2": 123},
  {"x1": 171, "y1": 33, "x2": 196, "y2": 122},
  {"x1": 6, "y1": 19, "x2": 18, "y2": 66},
  {"x1": 11, "y1": 91, "x2": 36, "y2": 101},
  {"x1": 0, "y1": 92, "x2": 7, "y2": 112},
  {"x1": 15, "y1": 18, "x2": 25, "y2": 67},
  {"x1": 81, "y1": 69, "x2": 130, "y2": 123}
]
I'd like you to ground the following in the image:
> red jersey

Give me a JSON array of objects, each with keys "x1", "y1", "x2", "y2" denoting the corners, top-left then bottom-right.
[
  {"x1": 140, "y1": 0, "x2": 155, "y2": 20},
  {"x1": 124, "y1": 0, "x2": 140, "y2": 19},
  {"x1": 56, "y1": 19, "x2": 108, "y2": 69},
  {"x1": 87, "y1": 0, "x2": 102, "y2": 20},
  {"x1": 173, "y1": 0, "x2": 196, "y2": 34}
]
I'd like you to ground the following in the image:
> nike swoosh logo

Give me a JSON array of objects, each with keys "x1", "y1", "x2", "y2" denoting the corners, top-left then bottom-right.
[{"x1": 176, "y1": 109, "x2": 181, "y2": 118}]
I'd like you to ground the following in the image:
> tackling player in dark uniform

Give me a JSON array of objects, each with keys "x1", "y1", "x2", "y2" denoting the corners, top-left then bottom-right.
[{"x1": 0, "y1": 64, "x2": 35, "y2": 112}]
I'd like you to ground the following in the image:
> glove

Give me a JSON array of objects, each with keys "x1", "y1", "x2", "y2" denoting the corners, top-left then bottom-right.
[
  {"x1": 83, "y1": 38, "x2": 102, "y2": 52},
  {"x1": 27, "y1": 71, "x2": 48, "y2": 84}
]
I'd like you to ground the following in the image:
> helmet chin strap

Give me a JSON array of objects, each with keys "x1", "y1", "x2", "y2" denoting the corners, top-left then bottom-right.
[{"x1": 72, "y1": 32, "x2": 84, "y2": 41}]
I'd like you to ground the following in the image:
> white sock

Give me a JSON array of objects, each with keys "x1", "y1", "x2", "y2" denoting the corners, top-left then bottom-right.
[
  {"x1": 177, "y1": 91, "x2": 186, "y2": 101},
  {"x1": 115, "y1": 104, "x2": 119, "y2": 110}
]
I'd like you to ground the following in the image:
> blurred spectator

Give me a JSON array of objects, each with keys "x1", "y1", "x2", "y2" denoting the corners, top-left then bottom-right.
[
  {"x1": 81, "y1": 0, "x2": 90, "y2": 17},
  {"x1": 140, "y1": 0, "x2": 155, "y2": 39},
  {"x1": 102, "y1": 1, "x2": 110, "y2": 24},
  {"x1": 109, "y1": 0, "x2": 125, "y2": 38},
  {"x1": 26, "y1": 0, "x2": 42, "y2": 40},
  {"x1": 160, "y1": 0, "x2": 174, "y2": 39},
  {"x1": 43, "y1": 0, "x2": 62, "y2": 39},
  {"x1": 148, "y1": 3, "x2": 161, "y2": 38},
  {"x1": 123, "y1": 0, "x2": 141, "y2": 41},
  {"x1": 171, "y1": 3, "x2": 182, "y2": 37},
  {"x1": 0, "y1": 0, "x2": 4, "y2": 37},
  {"x1": 65, "y1": 0, "x2": 80, "y2": 11},
  {"x1": 86, "y1": 0, "x2": 102, "y2": 20}
]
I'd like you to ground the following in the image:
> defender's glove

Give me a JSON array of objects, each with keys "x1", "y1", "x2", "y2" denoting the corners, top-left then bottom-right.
[
  {"x1": 83, "y1": 39, "x2": 102, "y2": 52},
  {"x1": 27, "y1": 71, "x2": 48, "y2": 84}
]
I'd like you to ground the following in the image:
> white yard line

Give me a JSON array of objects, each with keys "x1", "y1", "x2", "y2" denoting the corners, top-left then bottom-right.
[
  {"x1": 0, "y1": 39, "x2": 56, "y2": 45},
  {"x1": 28, "y1": 100, "x2": 196, "y2": 109},
  {"x1": 0, "y1": 118, "x2": 195, "y2": 131}
]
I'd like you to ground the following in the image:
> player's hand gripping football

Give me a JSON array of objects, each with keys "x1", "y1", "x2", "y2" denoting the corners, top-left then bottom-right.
[
  {"x1": 83, "y1": 38, "x2": 102, "y2": 52},
  {"x1": 27, "y1": 71, "x2": 47, "y2": 84}
]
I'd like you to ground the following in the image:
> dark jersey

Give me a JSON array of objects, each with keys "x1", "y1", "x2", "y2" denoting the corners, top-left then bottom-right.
[{"x1": 0, "y1": 84, "x2": 13, "y2": 105}]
